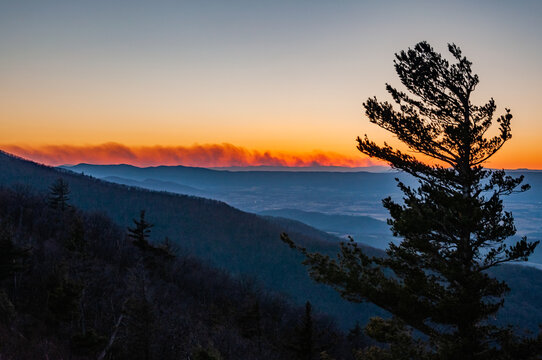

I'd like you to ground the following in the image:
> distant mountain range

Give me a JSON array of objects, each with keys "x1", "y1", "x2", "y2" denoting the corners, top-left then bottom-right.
[
  {"x1": 101, "y1": 175, "x2": 206, "y2": 197},
  {"x1": 0, "y1": 151, "x2": 385, "y2": 329},
  {"x1": 209, "y1": 165, "x2": 394, "y2": 172},
  {"x1": 2, "y1": 151, "x2": 542, "y2": 332},
  {"x1": 62, "y1": 162, "x2": 542, "y2": 263},
  {"x1": 60, "y1": 163, "x2": 406, "y2": 222}
]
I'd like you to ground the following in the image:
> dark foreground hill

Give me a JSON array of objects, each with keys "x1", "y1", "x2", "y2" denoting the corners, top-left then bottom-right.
[
  {"x1": 0, "y1": 186, "x2": 358, "y2": 359},
  {"x1": 2, "y1": 151, "x2": 542, "y2": 334}
]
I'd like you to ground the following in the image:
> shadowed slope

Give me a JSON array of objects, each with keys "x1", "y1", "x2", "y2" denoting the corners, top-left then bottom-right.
[
  {"x1": 0, "y1": 150, "x2": 384, "y2": 328},
  {"x1": 1, "y1": 151, "x2": 541, "y2": 332}
]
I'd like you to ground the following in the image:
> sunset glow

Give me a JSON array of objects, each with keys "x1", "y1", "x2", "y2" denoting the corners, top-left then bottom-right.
[
  {"x1": 1, "y1": 0, "x2": 541, "y2": 169},
  {"x1": 0, "y1": 143, "x2": 380, "y2": 168}
]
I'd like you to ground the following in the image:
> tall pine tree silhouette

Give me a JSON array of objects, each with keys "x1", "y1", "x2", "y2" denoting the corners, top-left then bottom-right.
[
  {"x1": 287, "y1": 301, "x2": 316, "y2": 360},
  {"x1": 282, "y1": 41, "x2": 541, "y2": 359},
  {"x1": 48, "y1": 178, "x2": 70, "y2": 211},
  {"x1": 127, "y1": 210, "x2": 153, "y2": 249}
]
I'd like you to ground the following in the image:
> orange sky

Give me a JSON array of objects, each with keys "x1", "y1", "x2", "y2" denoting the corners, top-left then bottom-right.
[
  {"x1": 0, "y1": 136, "x2": 535, "y2": 170},
  {"x1": 0, "y1": 143, "x2": 380, "y2": 168},
  {"x1": 1, "y1": 1, "x2": 541, "y2": 169}
]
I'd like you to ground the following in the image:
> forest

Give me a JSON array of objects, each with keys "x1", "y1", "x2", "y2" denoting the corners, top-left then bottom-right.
[{"x1": 0, "y1": 182, "x2": 368, "y2": 359}]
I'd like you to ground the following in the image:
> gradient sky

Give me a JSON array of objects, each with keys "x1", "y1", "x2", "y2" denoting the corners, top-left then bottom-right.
[{"x1": 1, "y1": 0, "x2": 541, "y2": 168}]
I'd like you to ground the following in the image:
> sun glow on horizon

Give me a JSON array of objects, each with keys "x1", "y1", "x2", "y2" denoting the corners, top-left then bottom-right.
[
  {"x1": 0, "y1": 143, "x2": 383, "y2": 168},
  {"x1": 1, "y1": 1, "x2": 541, "y2": 170},
  {"x1": 1, "y1": 141, "x2": 539, "y2": 170}
]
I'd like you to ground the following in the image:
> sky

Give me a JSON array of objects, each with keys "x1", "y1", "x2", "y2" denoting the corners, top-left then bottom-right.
[{"x1": 1, "y1": 0, "x2": 541, "y2": 168}]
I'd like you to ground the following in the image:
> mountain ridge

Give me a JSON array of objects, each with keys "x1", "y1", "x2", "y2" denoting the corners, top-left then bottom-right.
[
  {"x1": 0, "y1": 150, "x2": 386, "y2": 329},
  {"x1": 2, "y1": 150, "x2": 542, "y2": 332}
]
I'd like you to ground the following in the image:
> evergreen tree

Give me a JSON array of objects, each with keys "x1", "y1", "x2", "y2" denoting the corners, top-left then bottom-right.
[
  {"x1": 127, "y1": 210, "x2": 153, "y2": 249},
  {"x1": 48, "y1": 178, "x2": 70, "y2": 211},
  {"x1": 127, "y1": 212, "x2": 176, "y2": 274},
  {"x1": 282, "y1": 41, "x2": 541, "y2": 359},
  {"x1": 287, "y1": 301, "x2": 317, "y2": 360}
]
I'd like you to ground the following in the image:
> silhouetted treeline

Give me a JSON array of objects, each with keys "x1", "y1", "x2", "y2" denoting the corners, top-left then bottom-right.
[{"x1": 0, "y1": 185, "x2": 368, "y2": 359}]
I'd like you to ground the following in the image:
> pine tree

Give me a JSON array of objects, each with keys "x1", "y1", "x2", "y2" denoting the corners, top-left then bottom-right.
[
  {"x1": 127, "y1": 212, "x2": 177, "y2": 274},
  {"x1": 286, "y1": 301, "x2": 316, "y2": 360},
  {"x1": 282, "y1": 42, "x2": 541, "y2": 359},
  {"x1": 127, "y1": 210, "x2": 153, "y2": 249},
  {"x1": 48, "y1": 178, "x2": 70, "y2": 211}
]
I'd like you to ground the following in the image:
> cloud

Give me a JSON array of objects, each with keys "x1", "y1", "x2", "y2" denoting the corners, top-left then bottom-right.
[{"x1": 0, "y1": 142, "x2": 380, "y2": 168}]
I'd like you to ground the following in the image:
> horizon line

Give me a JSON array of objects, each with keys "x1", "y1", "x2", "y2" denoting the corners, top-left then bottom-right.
[{"x1": 2, "y1": 146, "x2": 541, "y2": 172}]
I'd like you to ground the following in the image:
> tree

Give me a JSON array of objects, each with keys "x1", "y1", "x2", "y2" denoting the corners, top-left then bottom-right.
[
  {"x1": 127, "y1": 210, "x2": 153, "y2": 249},
  {"x1": 282, "y1": 41, "x2": 541, "y2": 359},
  {"x1": 127, "y1": 212, "x2": 175, "y2": 273},
  {"x1": 48, "y1": 178, "x2": 70, "y2": 211},
  {"x1": 285, "y1": 301, "x2": 337, "y2": 360},
  {"x1": 286, "y1": 301, "x2": 316, "y2": 360}
]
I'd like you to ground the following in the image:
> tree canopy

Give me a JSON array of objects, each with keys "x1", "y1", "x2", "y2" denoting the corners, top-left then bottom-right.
[
  {"x1": 282, "y1": 41, "x2": 542, "y2": 359},
  {"x1": 48, "y1": 177, "x2": 70, "y2": 211}
]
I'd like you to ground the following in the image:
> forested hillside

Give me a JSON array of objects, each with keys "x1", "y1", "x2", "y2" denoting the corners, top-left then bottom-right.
[
  {"x1": 0, "y1": 151, "x2": 384, "y2": 329},
  {"x1": 0, "y1": 185, "x2": 364, "y2": 359},
  {"x1": 1, "y1": 151, "x2": 542, "y2": 335}
]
